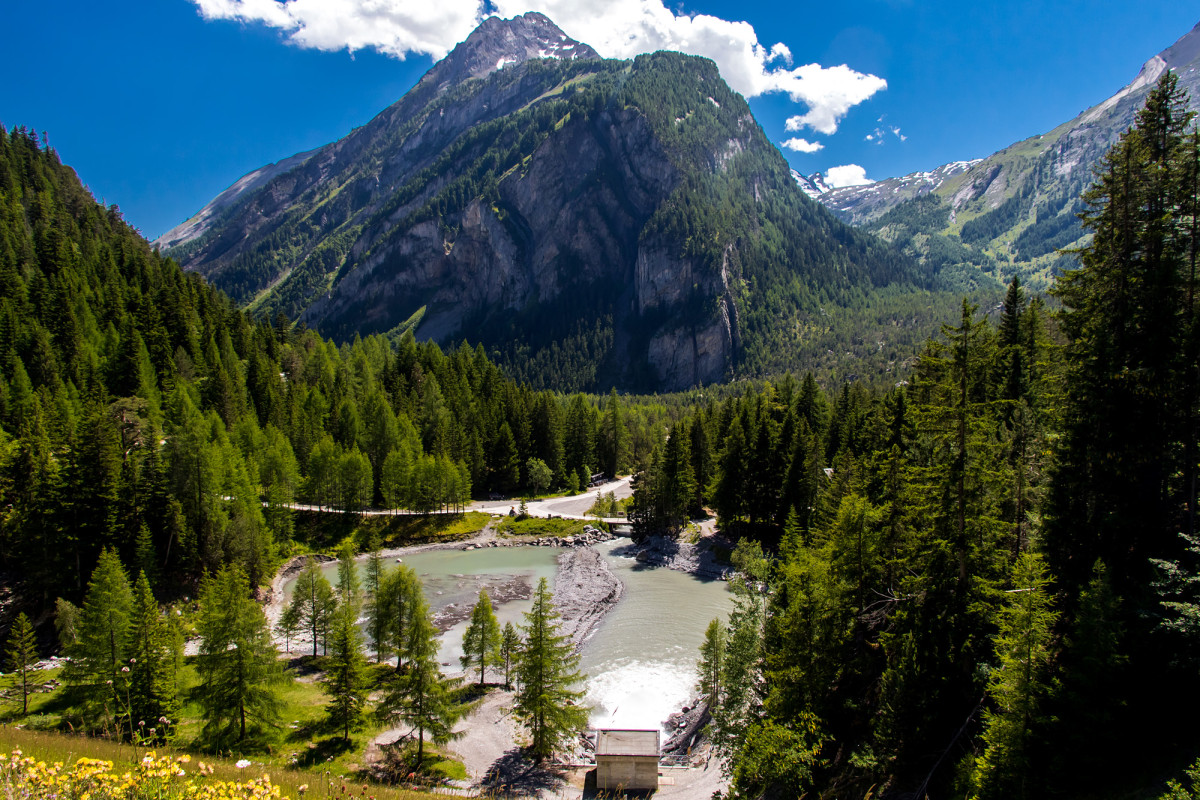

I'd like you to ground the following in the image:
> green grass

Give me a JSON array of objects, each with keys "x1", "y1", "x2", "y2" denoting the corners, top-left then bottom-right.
[
  {"x1": 493, "y1": 517, "x2": 596, "y2": 538},
  {"x1": 289, "y1": 511, "x2": 491, "y2": 554},
  {"x1": 1, "y1": 660, "x2": 470, "y2": 795}
]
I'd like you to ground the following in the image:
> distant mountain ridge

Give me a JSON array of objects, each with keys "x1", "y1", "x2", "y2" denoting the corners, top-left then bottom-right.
[
  {"x1": 799, "y1": 19, "x2": 1200, "y2": 287},
  {"x1": 162, "y1": 13, "x2": 987, "y2": 391}
]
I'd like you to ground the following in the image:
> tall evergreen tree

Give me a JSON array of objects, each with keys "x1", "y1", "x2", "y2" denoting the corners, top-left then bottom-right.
[
  {"x1": 460, "y1": 589, "x2": 501, "y2": 688},
  {"x1": 499, "y1": 621, "x2": 520, "y2": 691},
  {"x1": 5, "y1": 612, "x2": 38, "y2": 716},
  {"x1": 968, "y1": 553, "x2": 1059, "y2": 800},
  {"x1": 288, "y1": 559, "x2": 337, "y2": 657},
  {"x1": 127, "y1": 571, "x2": 179, "y2": 742},
  {"x1": 323, "y1": 603, "x2": 369, "y2": 741},
  {"x1": 68, "y1": 548, "x2": 134, "y2": 722},
  {"x1": 514, "y1": 578, "x2": 588, "y2": 762},
  {"x1": 196, "y1": 565, "x2": 282, "y2": 747},
  {"x1": 376, "y1": 583, "x2": 466, "y2": 766},
  {"x1": 697, "y1": 618, "x2": 725, "y2": 711}
]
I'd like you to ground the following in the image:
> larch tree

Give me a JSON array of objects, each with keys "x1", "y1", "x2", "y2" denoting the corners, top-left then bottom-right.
[
  {"x1": 376, "y1": 583, "x2": 466, "y2": 767},
  {"x1": 336, "y1": 541, "x2": 362, "y2": 609},
  {"x1": 696, "y1": 618, "x2": 725, "y2": 712},
  {"x1": 460, "y1": 589, "x2": 502, "y2": 687},
  {"x1": 499, "y1": 622, "x2": 520, "y2": 690},
  {"x1": 275, "y1": 602, "x2": 301, "y2": 654},
  {"x1": 5, "y1": 612, "x2": 38, "y2": 716},
  {"x1": 381, "y1": 564, "x2": 421, "y2": 670},
  {"x1": 196, "y1": 565, "x2": 282, "y2": 747},
  {"x1": 127, "y1": 571, "x2": 179, "y2": 742},
  {"x1": 323, "y1": 603, "x2": 369, "y2": 741},
  {"x1": 288, "y1": 558, "x2": 337, "y2": 656},
  {"x1": 514, "y1": 578, "x2": 588, "y2": 762},
  {"x1": 364, "y1": 533, "x2": 389, "y2": 662}
]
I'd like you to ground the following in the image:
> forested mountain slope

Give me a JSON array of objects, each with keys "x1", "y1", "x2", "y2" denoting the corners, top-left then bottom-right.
[
  {"x1": 629, "y1": 74, "x2": 1200, "y2": 799},
  {"x1": 0, "y1": 124, "x2": 666, "y2": 605},
  {"x1": 805, "y1": 19, "x2": 1200, "y2": 289},
  {"x1": 161, "y1": 13, "x2": 996, "y2": 392}
]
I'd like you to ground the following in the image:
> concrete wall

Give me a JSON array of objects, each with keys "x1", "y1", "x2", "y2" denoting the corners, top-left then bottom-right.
[{"x1": 597, "y1": 755, "x2": 659, "y2": 790}]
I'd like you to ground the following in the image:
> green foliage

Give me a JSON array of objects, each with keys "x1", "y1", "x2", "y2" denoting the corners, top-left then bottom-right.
[
  {"x1": 727, "y1": 717, "x2": 826, "y2": 800},
  {"x1": 322, "y1": 604, "x2": 369, "y2": 740},
  {"x1": 5, "y1": 612, "x2": 39, "y2": 715},
  {"x1": 195, "y1": 565, "x2": 282, "y2": 748},
  {"x1": 499, "y1": 621, "x2": 520, "y2": 691},
  {"x1": 127, "y1": 571, "x2": 180, "y2": 742},
  {"x1": 967, "y1": 552, "x2": 1059, "y2": 800},
  {"x1": 1163, "y1": 758, "x2": 1200, "y2": 800},
  {"x1": 375, "y1": 578, "x2": 466, "y2": 766},
  {"x1": 514, "y1": 578, "x2": 588, "y2": 762},
  {"x1": 287, "y1": 559, "x2": 337, "y2": 657},
  {"x1": 696, "y1": 618, "x2": 724, "y2": 710},
  {"x1": 65, "y1": 548, "x2": 134, "y2": 724},
  {"x1": 460, "y1": 589, "x2": 501, "y2": 687}
]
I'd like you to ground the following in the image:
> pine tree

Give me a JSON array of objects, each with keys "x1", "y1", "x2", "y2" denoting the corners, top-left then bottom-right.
[
  {"x1": 381, "y1": 563, "x2": 421, "y2": 669},
  {"x1": 499, "y1": 622, "x2": 520, "y2": 690},
  {"x1": 68, "y1": 548, "x2": 134, "y2": 720},
  {"x1": 323, "y1": 603, "x2": 369, "y2": 741},
  {"x1": 127, "y1": 571, "x2": 179, "y2": 742},
  {"x1": 288, "y1": 558, "x2": 337, "y2": 657},
  {"x1": 5, "y1": 612, "x2": 38, "y2": 715},
  {"x1": 1049, "y1": 71, "x2": 1198, "y2": 594},
  {"x1": 696, "y1": 618, "x2": 725, "y2": 711},
  {"x1": 336, "y1": 541, "x2": 362, "y2": 609},
  {"x1": 514, "y1": 578, "x2": 588, "y2": 762},
  {"x1": 196, "y1": 565, "x2": 282, "y2": 747},
  {"x1": 364, "y1": 533, "x2": 389, "y2": 662},
  {"x1": 276, "y1": 602, "x2": 301, "y2": 654},
  {"x1": 968, "y1": 552, "x2": 1059, "y2": 800},
  {"x1": 376, "y1": 583, "x2": 466, "y2": 767},
  {"x1": 460, "y1": 589, "x2": 501, "y2": 688}
]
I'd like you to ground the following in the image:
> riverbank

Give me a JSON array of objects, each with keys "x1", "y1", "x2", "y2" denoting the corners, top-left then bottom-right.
[
  {"x1": 618, "y1": 528, "x2": 733, "y2": 580},
  {"x1": 552, "y1": 547, "x2": 624, "y2": 652}
]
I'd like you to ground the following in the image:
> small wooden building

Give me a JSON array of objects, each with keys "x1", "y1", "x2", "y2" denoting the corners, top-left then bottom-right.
[{"x1": 595, "y1": 729, "x2": 660, "y2": 791}]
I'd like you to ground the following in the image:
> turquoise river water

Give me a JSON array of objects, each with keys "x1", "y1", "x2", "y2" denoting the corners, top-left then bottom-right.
[{"x1": 280, "y1": 537, "x2": 733, "y2": 733}]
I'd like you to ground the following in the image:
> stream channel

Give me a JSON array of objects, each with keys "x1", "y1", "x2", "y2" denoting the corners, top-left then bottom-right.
[{"x1": 280, "y1": 538, "x2": 733, "y2": 733}]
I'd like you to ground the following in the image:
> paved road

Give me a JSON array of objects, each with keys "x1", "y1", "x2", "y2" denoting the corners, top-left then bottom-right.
[
  {"x1": 266, "y1": 476, "x2": 633, "y2": 524},
  {"x1": 469, "y1": 475, "x2": 633, "y2": 522}
]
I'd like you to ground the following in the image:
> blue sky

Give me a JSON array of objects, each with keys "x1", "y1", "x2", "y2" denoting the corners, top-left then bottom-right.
[{"x1": 2, "y1": 1, "x2": 1197, "y2": 240}]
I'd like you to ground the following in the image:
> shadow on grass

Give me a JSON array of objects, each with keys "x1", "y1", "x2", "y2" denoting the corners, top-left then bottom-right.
[{"x1": 291, "y1": 734, "x2": 356, "y2": 769}]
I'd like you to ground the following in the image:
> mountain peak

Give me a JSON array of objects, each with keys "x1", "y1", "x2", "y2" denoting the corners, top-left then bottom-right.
[
  {"x1": 1161, "y1": 19, "x2": 1200, "y2": 71},
  {"x1": 418, "y1": 12, "x2": 600, "y2": 95}
]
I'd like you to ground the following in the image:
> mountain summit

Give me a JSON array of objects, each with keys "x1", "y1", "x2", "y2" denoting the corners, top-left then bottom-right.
[
  {"x1": 418, "y1": 12, "x2": 600, "y2": 95},
  {"x1": 160, "y1": 14, "x2": 962, "y2": 391}
]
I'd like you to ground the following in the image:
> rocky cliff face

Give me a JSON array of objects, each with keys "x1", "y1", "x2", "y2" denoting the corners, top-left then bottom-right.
[{"x1": 161, "y1": 14, "x2": 921, "y2": 391}]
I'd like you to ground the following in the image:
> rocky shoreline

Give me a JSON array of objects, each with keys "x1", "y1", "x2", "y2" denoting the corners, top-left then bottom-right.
[
  {"x1": 616, "y1": 532, "x2": 733, "y2": 580},
  {"x1": 552, "y1": 546, "x2": 624, "y2": 652}
]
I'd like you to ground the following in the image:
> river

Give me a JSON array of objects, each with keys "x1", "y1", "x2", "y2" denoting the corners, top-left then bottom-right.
[{"x1": 279, "y1": 537, "x2": 734, "y2": 734}]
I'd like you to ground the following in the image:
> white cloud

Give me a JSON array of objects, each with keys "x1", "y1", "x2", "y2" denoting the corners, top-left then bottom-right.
[
  {"x1": 781, "y1": 137, "x2": 823, "y2": 153},
  {"x1": 191, "y1": 0, "x2": 485, "y2": 59},
  {"x1": 192, "y1": 0, "x2": 886, "y2": 135},
  {"x1": 865, "y1": 118, "x2": 906, "y2": 145},
  {"x1": 778, "y1": 64, "x2": 887, "y2": 135},
  {"x1": 498, "y1": 1, "x2": 886, "y2": 134},
  {"x1": 824, "y1": 164, "x2": 873, "y2": 188}
]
